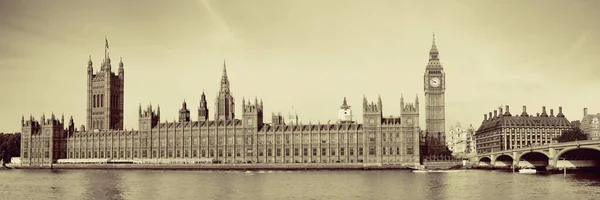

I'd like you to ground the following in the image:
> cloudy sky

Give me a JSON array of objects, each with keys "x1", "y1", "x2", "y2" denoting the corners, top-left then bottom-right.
[{"x1": 0, "y1": 0, "x2": 599, "y2": 132}]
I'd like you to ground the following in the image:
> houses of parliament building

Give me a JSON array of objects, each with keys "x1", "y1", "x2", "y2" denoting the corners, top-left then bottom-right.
[{"x1": 20, "y1": 36, "x2": 446, "y2": 167}]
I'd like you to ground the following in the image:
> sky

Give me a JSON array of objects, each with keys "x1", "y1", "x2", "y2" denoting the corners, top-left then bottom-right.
[{"x1": 0, "y1": 0, "x2": 599, "y2": 132}]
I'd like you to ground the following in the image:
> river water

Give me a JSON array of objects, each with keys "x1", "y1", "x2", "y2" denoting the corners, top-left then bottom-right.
[{"x1": 1, "y1": 169, "x2": 599, "y2": 200}]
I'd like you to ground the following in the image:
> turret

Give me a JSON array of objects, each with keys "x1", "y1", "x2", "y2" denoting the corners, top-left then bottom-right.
[
  {"x1": 118, "y1": 57, "x2": 124, "y2": 76},
  {"x1": 179, "y1": 99, "x2": 190, "y2": 122},
  {"x1": 68, "y1": 116, "x2": 75, "y2": 133},
  {"x1": 242, "y1": 96, "x2": 264, "y2": 128},
  {"x1": 338, "y1": 97, "x2": 354, "y2": 124},
  {"x1": 87, "y1": 55, "x2": 93, "y2": 73},
  {"x1": 198, "y1": 91, "x2": 209, "y2": 122},
  {"x1": 415, "y1": 94, "x2": 419, "y2": 112}
]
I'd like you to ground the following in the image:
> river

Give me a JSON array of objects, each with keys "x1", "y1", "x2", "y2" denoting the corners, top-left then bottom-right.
[{"x1": 1, "y1": 169, "x2": 599, "y2": 200}]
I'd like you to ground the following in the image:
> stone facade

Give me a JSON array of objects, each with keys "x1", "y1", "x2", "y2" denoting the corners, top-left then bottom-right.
[
  {"x1": 20, "y1": 39, "x2": 422, "y2": 167},
  {"x1": 475, "y1": 105, "x2": 572, "y2": 154},
  {"x1": 423, "y1": 33, "x2": 447, "y2": 156},
  {"x1": 580, "y1": 108, "x2": 600, "y2": 140}
]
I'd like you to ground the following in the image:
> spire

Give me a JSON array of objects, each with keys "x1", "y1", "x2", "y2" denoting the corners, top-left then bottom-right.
[
  {"x1": 340, "y1": 97, "x2": 350, "y2": 109},
  {"x1": 429, "y1": 32, "x2": 439, "y2": 60},
  {"x1": 88, "y1": 55, "x2": 93, "y2": 68},
  {"x1": 219, "y1": 60, "x2": 230, "y2": 93},
  {"x1": 104, "y1": 35, "x2": 109, "y2": 60},
  {"x1": 119, "y1": 57, "x2": 124, "y2": 69}
]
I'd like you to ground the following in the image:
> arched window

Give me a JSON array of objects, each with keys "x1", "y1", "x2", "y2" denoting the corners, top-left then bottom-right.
[
  {"x1": 93, "y1": 95, "x2": 96, "y2": 108},
  {"x1": 101, "y1": 94, "x2": 104, "y2": 107}
]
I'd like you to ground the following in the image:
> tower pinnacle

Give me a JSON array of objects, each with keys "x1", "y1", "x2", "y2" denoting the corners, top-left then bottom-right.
[{"x1": 429, "y1": 32, "x2": 439, "y2": 56}]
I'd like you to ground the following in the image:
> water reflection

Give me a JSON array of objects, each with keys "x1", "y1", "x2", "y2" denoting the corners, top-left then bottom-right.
[
  {"x1": 82, "y1": 170, "x2": 125, "y2": 200},
  {"x1": 2, "y1": 169, "x2": 600, "y2": 200}
]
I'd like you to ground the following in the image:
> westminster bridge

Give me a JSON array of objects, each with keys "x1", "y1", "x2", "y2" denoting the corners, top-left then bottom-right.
[{"x1": 475, "y1": 140, "x2": 600, "y2": 170}]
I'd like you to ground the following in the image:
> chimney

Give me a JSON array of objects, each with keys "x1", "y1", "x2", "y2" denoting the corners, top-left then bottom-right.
[
  {"x1": 484, "y1": 114, "x2": 487, "y2": 121},
  {"x1": 584, "y1": 108, "x2": 588, "y2": 116},
  {"x1": 521, "y1": 105, "x2": 528, "y2": 117},
  {"x1": 505, "y1": 105, "x2": 510, "y2": 115},
  {"x1": 494, "y1": 110, "x2": 497, "y2": 117},
  {"x1": 543, "y1": 106, "x2": 547, "y2": 114},
  {"x1": 558, "y1": 106, "x2": 565, "y2": 117},
  {"x1": 499, "y1": 107, "x2": 503, "y2": 116},
  {"x1": 489, "y1": 112, "x2": 493, "y2": 119},
  {"x1": 541, "y1": 106, "x2": 548, "y2": 117},
  {"x1": 536, "y1": 113, "x2": 540, "y2": 117},
  {"x1": 550, "y1": 109, "x2": 554, "y2": 117}
]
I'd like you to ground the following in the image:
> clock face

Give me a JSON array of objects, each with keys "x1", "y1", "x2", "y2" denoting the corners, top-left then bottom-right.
[{"x1": 429, "y1": 77, "x2": 441, "y2": 88}]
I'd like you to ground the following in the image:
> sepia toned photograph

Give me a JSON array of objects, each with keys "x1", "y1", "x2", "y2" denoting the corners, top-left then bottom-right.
[{"x1": 1, "y1": 0, "x2": 599, "y2": 199}]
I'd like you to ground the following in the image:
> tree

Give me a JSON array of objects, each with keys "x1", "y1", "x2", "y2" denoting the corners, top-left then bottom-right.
[
  {"x1": 556, "y1": 128, "x2": 587, "y2": 143},
  {"x1": 0, "y1": 133, "x2": 21, "y2": 164}
]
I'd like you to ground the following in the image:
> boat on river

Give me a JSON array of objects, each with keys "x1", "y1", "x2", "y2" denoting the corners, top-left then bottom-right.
[
  {"x1": 410, "y1": 165, "x2": 467, "y2": 173},
  {"x1": 518, "y1": 167, "x2": 537, "y2": 174}
]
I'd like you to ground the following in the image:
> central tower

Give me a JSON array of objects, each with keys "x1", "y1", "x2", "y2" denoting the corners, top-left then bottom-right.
[
  {"x1": 423, "y1": 33, "x2": 446, "y2": 156},
  {"x1": 215, "y1": 61, "x2": 235, "y2": 121},
  {"x1": 87, "y1": 36, "x2": 124, "y2": 131}
]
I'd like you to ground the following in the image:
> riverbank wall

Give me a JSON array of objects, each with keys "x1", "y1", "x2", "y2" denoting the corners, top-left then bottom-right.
[{"x1": 8, "y1": 163, "x2": 413, "y2": 171}]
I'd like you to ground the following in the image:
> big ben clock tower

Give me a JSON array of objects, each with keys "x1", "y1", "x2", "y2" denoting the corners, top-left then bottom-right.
[{"x1": 423, "y1": 33, "x2": 446, "y2": 156}]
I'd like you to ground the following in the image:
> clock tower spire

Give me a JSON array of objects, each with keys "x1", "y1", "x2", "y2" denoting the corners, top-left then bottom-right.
[{"x1": 423, "y1": 32, "x2": 446, "y2": 157}]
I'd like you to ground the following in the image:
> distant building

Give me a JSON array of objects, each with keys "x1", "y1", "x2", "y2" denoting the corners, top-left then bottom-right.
[
  {"x1": 475, "y1": 105, "x2": 572, "y2": 154},
  {"x1": 580, "y1": 108, "x2": 600, "y2": 140},
  {"x1": 446, "y1": 122, "x2": 475, "y2": 158}
]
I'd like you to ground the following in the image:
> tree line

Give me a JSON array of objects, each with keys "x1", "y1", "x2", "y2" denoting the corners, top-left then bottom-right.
[{"x1": 0, "y1": 132, "x2": 21, "y2": 164}]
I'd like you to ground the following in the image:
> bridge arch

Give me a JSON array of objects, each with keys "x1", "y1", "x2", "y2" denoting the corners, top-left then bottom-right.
[
  {"x1": 493, "y1": 154, "x2": 514, "y2": 167},
  {"x1": 516, "y1": 151, "x2": 549, "y2": 168},
  {"x1": 553, "y1": 146, "x2": 600, "y2": 168},
  {"x1": 478, "y1": 157, "x2": 492, "y2": 166}
]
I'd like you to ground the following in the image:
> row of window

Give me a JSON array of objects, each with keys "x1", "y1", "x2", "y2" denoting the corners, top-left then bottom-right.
[{"x1": 65, "y1": 146, "x2": 416, "y2": 160}]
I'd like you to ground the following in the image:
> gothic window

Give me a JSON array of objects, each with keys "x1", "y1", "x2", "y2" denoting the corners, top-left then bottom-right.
[
  {"x1": 303, "y1": 148, "x2": 308, "y2": 156},
  {"x1": 321, "y1": 148, "x2": 327, "y2": 156},
  {"x1": 184, "y1": 150, "x2": 189, "y2": 157},
  {"x1": 168, "y1": 150, "x2": 173, "y2": 157},
  {"x1": 349, "y1": 148, "x2": 354, "y2": 156},
  {"x1": 340, "y1": 148, "x2": 345, "y2": 156},
  {"x1": 101, "y1": 94, "x2": 104, "y2": 107},
  {"x1": 359, "y1": 147, "x2": 364, "y2": 156},
  {"x1": 285, "y1": 148, "x2": 290, "y2": 156}
]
